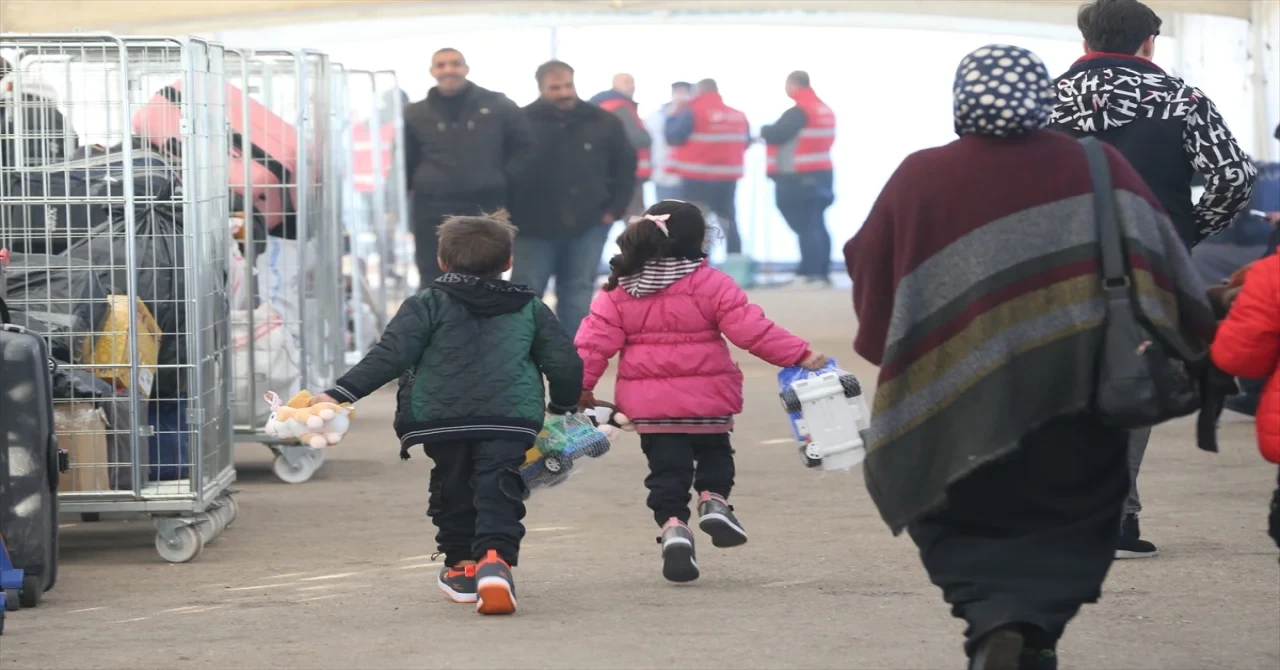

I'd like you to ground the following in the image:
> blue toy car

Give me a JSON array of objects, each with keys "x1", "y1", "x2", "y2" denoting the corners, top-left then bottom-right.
[
  {"x1": 520, "y1": 413, "x2": 612, "y2": 494},
  {"x1": 777, "y1": 358, "x2": 868, "y2": 470}
]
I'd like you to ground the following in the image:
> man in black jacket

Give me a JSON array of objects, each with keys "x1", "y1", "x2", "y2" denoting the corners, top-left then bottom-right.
[
  {"x1": 1048, "y1": 0, "x2": 1257, "y2": 562},
  {"x1": 509, "y1": 60, "x2": 637, "y2": 339},
  {"x1": 403, "y1": 48, "x2": 534, "y2": 286}
]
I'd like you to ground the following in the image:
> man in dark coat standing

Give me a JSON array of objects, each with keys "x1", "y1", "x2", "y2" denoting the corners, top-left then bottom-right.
[
  {"x1": 403, "y1": 48, "x2": 533, "y2": 286},
  {"x1": 509, "y1": 60, "x2": 637, "y2": 339}
]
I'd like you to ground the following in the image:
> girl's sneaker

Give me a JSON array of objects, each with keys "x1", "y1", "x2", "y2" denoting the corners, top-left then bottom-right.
[
  {"x1": 475, "y1": 550, "x2": 517, "y2": 615},
  {"x1": 437, "y1": 564, "x2": 477, "y2": 603},
  {"x1": 697, "y1": 491, "x2": 748, "y2": 547},
  {"x1": 658, "y1": 518, "x2": 700, "y2": 583}
]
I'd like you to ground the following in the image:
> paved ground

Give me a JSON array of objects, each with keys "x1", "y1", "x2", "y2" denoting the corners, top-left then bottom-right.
[{"x1": 2, "y1": 288, "x2": 1277, "y2": 669}]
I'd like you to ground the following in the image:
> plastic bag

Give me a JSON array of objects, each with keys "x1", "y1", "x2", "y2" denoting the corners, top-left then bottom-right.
[
  {"x1": 82, "y1": 296, "x2": 161, "y2": 399},
  {"x1": 3, "y1": 252, "x2": 109, "y2": 364},
  {"x1": 256, "y1": 236, "x2": 304, "y2": 333},
  {"x1": 64, "y1": 204, "x2": 188, "y2": 397},
  {"x1": 232, "y1": 303, "x2": 301, "y2": 427},
  {"x1": 520, "y1": 414, "x2": 612, "y2": 494}
]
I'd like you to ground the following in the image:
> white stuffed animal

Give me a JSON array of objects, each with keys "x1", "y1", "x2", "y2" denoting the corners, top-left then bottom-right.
[{"x1": 263, "y1": 390, "x2": 354, "y2": 449}]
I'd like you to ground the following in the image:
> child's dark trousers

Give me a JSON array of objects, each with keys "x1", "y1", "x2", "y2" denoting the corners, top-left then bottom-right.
[
  {"x1": 425, "y1": 439, "x2": 529, "y2": 566},
  {"x1": 640, "y1": 433, "x2": 735, "y2": 526}
]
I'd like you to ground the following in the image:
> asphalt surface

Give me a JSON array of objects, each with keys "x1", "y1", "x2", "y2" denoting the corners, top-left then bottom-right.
[{"x1": 1, "y1": 288, "x2": 1277, "y2": 669}]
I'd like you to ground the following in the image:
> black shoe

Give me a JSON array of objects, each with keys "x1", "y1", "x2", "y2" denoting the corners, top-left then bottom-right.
[
  {"x1": 697, "y1": 491, "x2": 748, "y2": 548},
  {"x1": 437, "y1": 564, "x2": 477, "y2": 604},
  {"x1": 1019, "y1": 648, "x2": 1059, "y2": 670},
  {"x1": 1116, "y1": 514, "x2": 1158, "y2": 559},
  {"x1": 475, "y1": 550, "x2": 517, "y2": 615},
  {"x1": 970, "y1": 629, "x2": 1024, "y2": 670},
  {"x1": 658, "y1": 518, "x2": 699, "y2": 583}
]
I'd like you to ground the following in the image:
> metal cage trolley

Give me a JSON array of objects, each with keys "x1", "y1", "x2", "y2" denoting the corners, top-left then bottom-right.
[
  {"x1": 0, "y1": 35, "x2": 237, "y2": 563},
  {"x1": 343, "y1": 68, "x2": 398, "y2": 364},
  {"x1": 227, "y1": 49, "x2": 345, "y2": 484}
]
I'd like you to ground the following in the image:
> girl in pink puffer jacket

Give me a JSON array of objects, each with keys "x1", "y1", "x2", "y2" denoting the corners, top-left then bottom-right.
[{"x1": 575, "y1": 199, "x2": 827, "y2": 583}]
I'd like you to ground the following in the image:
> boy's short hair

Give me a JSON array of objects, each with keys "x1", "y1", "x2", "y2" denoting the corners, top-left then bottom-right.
[
  {"x1": 1078, "y1": 0, "x2": 1162, "y2": 55},
  {"x1": 436, "y1": 210, "x2": 517, "y2": 277}
]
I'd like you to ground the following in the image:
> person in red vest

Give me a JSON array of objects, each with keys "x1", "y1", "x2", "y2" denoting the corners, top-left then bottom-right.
[
  {"x1": 665, "y1": 79, "x2": 750, "y2": 258},
  {"x1": 590, "y1": 73, "x2": 651, "y2": 219},
  {"x1": 762, "y1": 71, "x2": 836, "y2": 288}
]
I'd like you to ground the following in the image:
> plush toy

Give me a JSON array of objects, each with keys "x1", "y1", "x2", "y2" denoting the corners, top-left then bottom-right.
[
  {"x1": 585, "y1": 400, "x2": 632, "y2": 441},
  {"x1": 263, "y1": 390, "x2": 354, "y2": 449}
]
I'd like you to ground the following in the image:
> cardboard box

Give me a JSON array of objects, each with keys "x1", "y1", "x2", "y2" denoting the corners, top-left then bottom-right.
[
  {"x1": 81, "y1": 296, "x2": 160, "y2": 399},
  {"x1": 55, "y1": 402, "x2": 111, "y2": 493}
]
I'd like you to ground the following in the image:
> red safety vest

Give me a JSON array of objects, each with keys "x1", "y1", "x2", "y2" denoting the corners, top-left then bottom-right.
[
  {"x1": 766, "y1": 87, "x2": 835, "y2": 175},
  {"x1": 668, "y1": 92, "x2": 749, "y2": 182},
  {"x1": 597, "y1": 96, "x2": 652, "y2": 180}
]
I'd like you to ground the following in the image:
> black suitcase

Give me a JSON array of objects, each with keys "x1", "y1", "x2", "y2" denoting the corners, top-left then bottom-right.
[{"x1": 0, "y1": 296, "x2": 61, "y2": 608}]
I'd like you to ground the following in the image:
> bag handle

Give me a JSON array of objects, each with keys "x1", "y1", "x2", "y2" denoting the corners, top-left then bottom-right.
[{"x1": 1080, "y1": 137, "x2": 1129, "y2": 292}]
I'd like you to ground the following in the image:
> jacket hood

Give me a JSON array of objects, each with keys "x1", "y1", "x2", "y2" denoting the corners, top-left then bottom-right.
[
  {"x1": 618, "y1": 257, "x2": 705, "y2": 297},
  {"x1": 589, "y1": 89, "x2": 634, "y2": 106},
  {"x1": 433, "y1": 272, "x2": 536, "y2": 317},
  {"x1": 1051, "y1": 54, "x2": 1172, "y2": 133}
]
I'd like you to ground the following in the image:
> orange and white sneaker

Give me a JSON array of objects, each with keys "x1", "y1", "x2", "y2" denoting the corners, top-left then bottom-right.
[
  {"x1": 475, "y1": 550, "x2": 517, "y2": 615},
  {"x1": 437, "y1": 564, "x2": 477, "y2": 604}
]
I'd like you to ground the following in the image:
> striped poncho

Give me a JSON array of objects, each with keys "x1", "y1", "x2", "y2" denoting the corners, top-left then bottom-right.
[{"x1": 845, "y1": 130, "x2": 1217, "y2": 534}]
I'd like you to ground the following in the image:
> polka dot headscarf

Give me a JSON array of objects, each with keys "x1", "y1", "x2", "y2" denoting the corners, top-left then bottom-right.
[{"x1": 953, "y1": 44, "x2": 1055, "y2": 138}]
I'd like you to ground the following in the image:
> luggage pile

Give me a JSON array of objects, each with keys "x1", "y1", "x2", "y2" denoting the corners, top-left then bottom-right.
[{"x1": 0, "y1": 40, "x2": 411, "y2": 637}]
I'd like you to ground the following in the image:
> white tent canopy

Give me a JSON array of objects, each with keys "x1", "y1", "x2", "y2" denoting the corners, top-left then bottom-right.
[{"x1": 0, "y1": 0, "x2": 1259, "y2": 34}]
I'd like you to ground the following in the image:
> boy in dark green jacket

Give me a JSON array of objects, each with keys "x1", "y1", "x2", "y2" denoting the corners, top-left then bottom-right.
[{"x1": 313, "y1": 211, "x2": 583, "y2": 615}]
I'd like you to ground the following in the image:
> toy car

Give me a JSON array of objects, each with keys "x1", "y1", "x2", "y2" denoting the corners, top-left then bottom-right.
[
  {"x1": 520, "y1": 413, "x2": 612, "y2": 495},
  {"x1": 778, "y1": 359, "x2": 870, "y2": 472}
]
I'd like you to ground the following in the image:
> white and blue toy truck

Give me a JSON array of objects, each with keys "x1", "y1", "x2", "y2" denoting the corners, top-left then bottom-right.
[{"x1": 777, "y1": 359, "x2": 870, "y2": 472}]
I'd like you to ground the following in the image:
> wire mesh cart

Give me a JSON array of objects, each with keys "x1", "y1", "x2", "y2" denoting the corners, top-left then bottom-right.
[
  {"x1": 0, "y1": 35, "x2": 237, "y2": 563},
  {"x1": 225, "y1": 48, "x2": 345, "y2": 484}
]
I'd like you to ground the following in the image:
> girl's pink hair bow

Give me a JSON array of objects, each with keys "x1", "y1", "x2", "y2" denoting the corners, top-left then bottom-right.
[{"x1": 629, "y1": 212, "x2": 671, "y2": 237}]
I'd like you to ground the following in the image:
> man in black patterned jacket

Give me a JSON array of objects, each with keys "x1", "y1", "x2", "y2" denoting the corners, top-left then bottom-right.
[{"x1": 1049, "y1": 0, "x2": 1257, "y2": 563}]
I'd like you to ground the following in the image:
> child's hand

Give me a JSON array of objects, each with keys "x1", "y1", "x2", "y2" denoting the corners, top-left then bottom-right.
[
  {"x1": 579, "y1": 390, "x2": 597, "y2": 409},
  {"x1": 800, "y1": 352, "x2": 830, "y2": 370},
  {"x1": 309, "y1": 393, "x2": 338, "y2": 406}
]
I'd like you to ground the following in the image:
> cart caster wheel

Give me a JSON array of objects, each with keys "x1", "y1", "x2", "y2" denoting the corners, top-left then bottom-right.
[
  {"x1": 215, "y1": 498, "x2": 238, "y2": 528},
  {"x1": 81, "y1": 513, "x2": 101, "y2": 523},
  {"x1": 18, "y1": 574, "x2": 41, "y2": 608},
  {"x1": 2, "y1": 589, "x2": 18, "y2": 612},
  {"x1": 272, "y1": 453, "x2": 318, "y2": 484},
  {"x1": 195, "y1": 514, "x2": 221, "y2": 545},
  {"x1": 155, "y1": 525, "x2": 204, "y2": 563}
]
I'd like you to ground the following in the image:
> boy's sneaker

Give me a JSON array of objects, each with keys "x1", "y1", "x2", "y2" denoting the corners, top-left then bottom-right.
[
  {"x1": 697, "y1": 491, "x2": 748, "y2": 548},
  {"x1": 475, "y1": 550, "x2": 517, "y2": 615},
  {"x1": 437, "y1": 564, "x2": 477, "y2": 604},
  {"x1": 658, "y1": 518, "x2": 700, "y2": 583},
  {"x1": 1115, "y1": 514, "x2": 1158, "y2": 559}
]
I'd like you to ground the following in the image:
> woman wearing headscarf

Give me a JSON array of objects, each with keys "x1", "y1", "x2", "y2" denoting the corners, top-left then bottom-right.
[{"x1": 844, "y1": 45, "x2": 1216, "y2": 670}]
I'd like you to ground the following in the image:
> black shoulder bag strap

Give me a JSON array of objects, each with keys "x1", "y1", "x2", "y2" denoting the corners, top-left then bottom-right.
[{"x1": 1080, "y1": 137, "x2": 1129, "y2": 295}]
